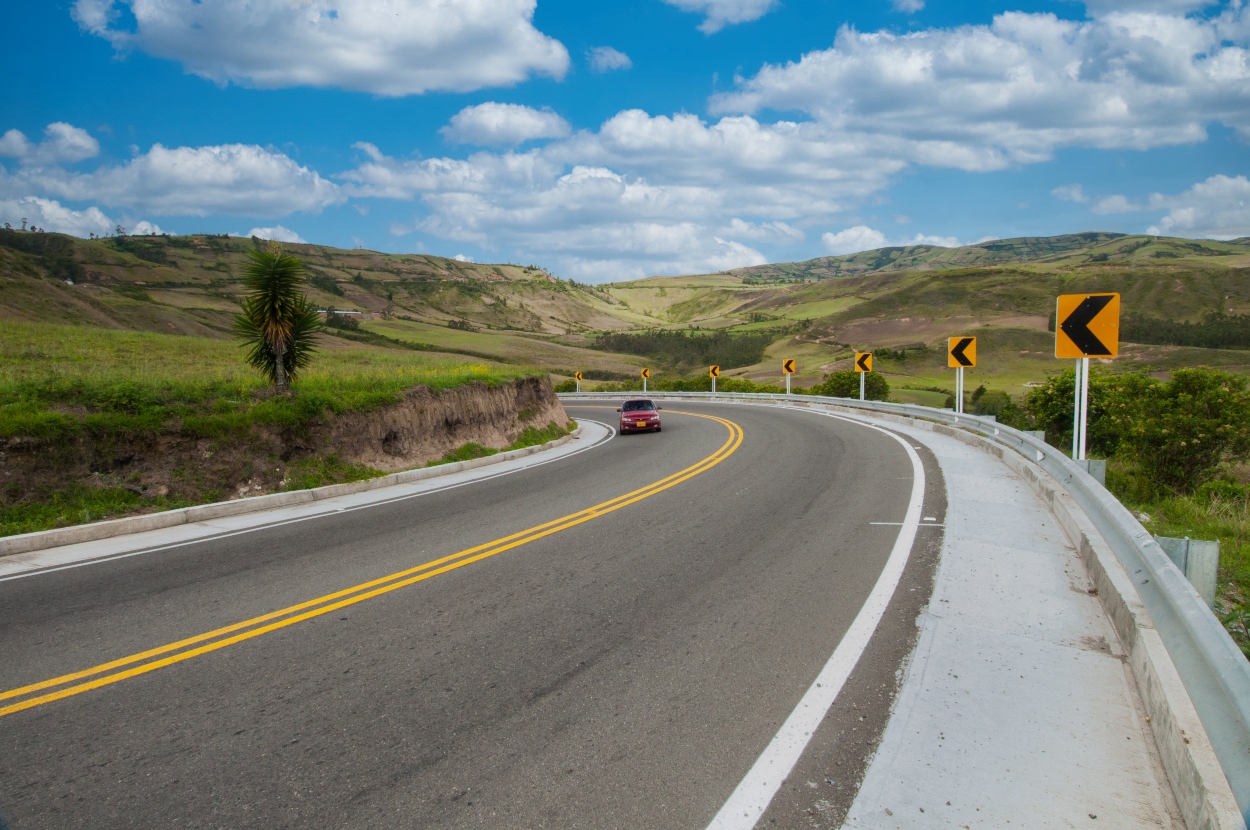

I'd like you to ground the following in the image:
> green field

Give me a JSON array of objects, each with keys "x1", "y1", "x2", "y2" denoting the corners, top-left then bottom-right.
[{"x1": 0, "y1": 321, "x2": 531, "y2": 442}]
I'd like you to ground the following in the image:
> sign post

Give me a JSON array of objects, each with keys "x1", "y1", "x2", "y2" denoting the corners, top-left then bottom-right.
[
  {"x1": 641, "y1": 367, "x2": 650, "y2": 393},
  {"x1": 1055, "y1": 293, "x2": 1120, "y2": 460},
  {"x1": 782, "y1": 359, "x2": 796, "y2": 394},
  {"x1": 854, "y1": 352, "x2": 872, "y2": 401},
  {"x1": 947, "y1": 337, "x2": 976, "y2": 414},
  {"x1": 710, "y1": 365, "x2": 720, "y2": 394},
  {"x1": 575, "y1": 371, "x2": 583, "y2": 394}
]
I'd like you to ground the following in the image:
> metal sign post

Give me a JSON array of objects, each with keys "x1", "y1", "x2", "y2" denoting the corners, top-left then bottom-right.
[
  {"x1": 575, "y1": 371, "x2": 582, "y2": 394},
  {"x1": 782, "y1": 359, "x2": 795, "y2": 394},
  {"x1": 956, "y1": 366, "x2": 964, "y2": 414},
  {"x1": 860, "y1": 372, "x2": 865, "y2": 401},
  {"x1": 710, "y1": 365, "x2": 720, "y2": 394},
  {"x1": 1072, "y1": 357, "x2": 1090, "y2": 460},
  {"x1": 641, "y1": 368, "x2": 649, "y2": 393}
]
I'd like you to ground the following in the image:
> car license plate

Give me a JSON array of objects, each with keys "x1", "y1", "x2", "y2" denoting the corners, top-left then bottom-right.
[{"x1": 636, "y1": 421, "x2": 647, "y2": 427}]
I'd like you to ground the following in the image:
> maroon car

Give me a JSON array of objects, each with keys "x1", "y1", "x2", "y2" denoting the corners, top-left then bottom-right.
[{"x1": 618, "y1": 399, "x2": 662, "y2": 433}]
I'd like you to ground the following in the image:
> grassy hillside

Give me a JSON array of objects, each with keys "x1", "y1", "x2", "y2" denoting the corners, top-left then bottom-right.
[
  {"x1": 730, "y1": 233, "x2": 1250, "y2": 281},
  {"x1": 4, "y1": 227, "x2": 1250, "y2": 398}
]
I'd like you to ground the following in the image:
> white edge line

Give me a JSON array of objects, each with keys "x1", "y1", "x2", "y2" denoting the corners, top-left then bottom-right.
[
  {"x1": 705, "y1": 410, "x2": 926, "y2": 830},
  {"x1": 0, "y1": 418, "x2": 617, "y2": 583}
]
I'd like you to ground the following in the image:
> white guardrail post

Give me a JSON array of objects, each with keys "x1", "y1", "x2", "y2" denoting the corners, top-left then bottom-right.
[{"x1": 560, "y1": 390, "x2": 1250, "y2": 817}]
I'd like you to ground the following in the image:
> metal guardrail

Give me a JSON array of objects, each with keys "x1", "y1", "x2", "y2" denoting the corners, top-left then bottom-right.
[{"x1": 561, "y1": 390, "x2": 1250, "y2": 810}]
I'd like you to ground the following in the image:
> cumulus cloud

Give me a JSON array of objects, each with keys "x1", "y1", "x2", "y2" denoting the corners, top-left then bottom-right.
[
  {"x1": 441, "y1": 103, "x2": 571, "y2": 146},
  {"x1": 587, "y1": 47, "x2": 632, "y2": 73},
  {"x1": 1146, "y1": 174, "x2": 1250, "y2": 238},
  {"x1": 822, "y1": 225, "x2": 887, "y2": 254},
  {"x1": 1052, "y1": 184, "x2": 1089, "y2": 203},
  {"x1": 358, "y1": 151, "x2": 768, "y2": 279},
  {"x1": 343, "y1": 106, "x2": 926, "y2": 279},
  {"x1": 0, "y1": 123, "x2": 99, "y2": 166},
  {"x1": 453, "y1": 254, "x2": 475, "y2": 262},
  {"x1": 3, "y1": 130, "x2": 342, "y2": 217},
  {"x1": 821, "y1": 225, "x2": 958, "y2": 255},
  {"x1": 661, "y1": 0, "x2": 779, "y2": 34},
  {"x1": 130, "y1": 220, "x2": 165, "y2": 235},
  {"x1": 0, "y1": 196, "x2": 114, "y2": 237},
  {"x1": 248, "y1": 225, "x2": 306, "y2": 243},
  {"x1": 893, "y1": 0, "x2": 925, "y2": 12},
  {"x1": 72, "y1": 0, "x2": 569, "y2": 96},
  {"x1": 711, "y1": 7, "x2": 1250, "y2": 168}
]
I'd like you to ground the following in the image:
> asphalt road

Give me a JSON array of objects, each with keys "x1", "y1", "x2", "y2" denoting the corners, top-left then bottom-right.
[{"x1": 0, "y1": 402, "x2": 945, "y2": 829}]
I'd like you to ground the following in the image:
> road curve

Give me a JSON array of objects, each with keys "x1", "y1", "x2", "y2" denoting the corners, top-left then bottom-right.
[{"x1": 0, "y1": 402, "x2": 945, "y2": 829}]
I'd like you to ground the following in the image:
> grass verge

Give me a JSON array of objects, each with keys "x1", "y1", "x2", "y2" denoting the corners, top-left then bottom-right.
[
  {"x1": 427, "y1": 420, "x2": 575, "y2": 468},
  {"x1": 1107, "y1": 459, "x2": 1250, "y2": 657},
  {"x1": 0, "y1": 484, "x2": 196, "y2": 538}
]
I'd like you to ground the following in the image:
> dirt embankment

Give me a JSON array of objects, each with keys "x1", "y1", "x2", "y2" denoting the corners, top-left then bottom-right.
[{"x1": 3, "y1": 376, "x2": 570, "y2": 508}]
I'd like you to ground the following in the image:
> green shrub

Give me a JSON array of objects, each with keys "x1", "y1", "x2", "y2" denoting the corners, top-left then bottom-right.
[
  {"x1": 1117, "y1": 369, "x2": 1250, "y2": 494},
  {"x1": 1023, "y1": 367, "x2": 1157, "y2": 457},
  {"x1": 814, "y1": 370, "x2": 889, "y2": 401}
]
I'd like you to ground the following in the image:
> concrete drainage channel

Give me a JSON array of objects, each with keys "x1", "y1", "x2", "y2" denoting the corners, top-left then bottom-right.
[{"x1": 562, "y1": 391, "x2": 1250, "y2": 830}]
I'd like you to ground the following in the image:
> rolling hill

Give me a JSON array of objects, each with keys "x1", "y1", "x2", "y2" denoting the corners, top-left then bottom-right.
[{"x1": 3, "y1": 228, "x2": 1249, "y2": 402}]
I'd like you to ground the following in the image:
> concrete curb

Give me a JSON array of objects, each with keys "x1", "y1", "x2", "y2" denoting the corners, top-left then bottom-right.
[
  {"x1": 0, "y1": 427, "x2": 582, "y2": 559},
  {"x1": 562, "y1": 393, "x2": 1244, "y2": 830}
]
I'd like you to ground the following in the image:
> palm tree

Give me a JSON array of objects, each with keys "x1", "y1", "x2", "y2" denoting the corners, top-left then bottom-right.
[{"x1": 234, "y1": 242, "x2": 321, "y2": 392}]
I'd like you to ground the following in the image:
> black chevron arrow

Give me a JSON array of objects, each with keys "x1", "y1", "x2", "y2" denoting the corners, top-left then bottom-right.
[
  {"x1": 1060, "y1": 295, "x2": 1114, "y2": 356},
  {"x1": 950, "y1": 337, "x2": 974, "y2": 367},
  {"x1": 856, "y1": 353, "x2": 871, "y2": 371}
]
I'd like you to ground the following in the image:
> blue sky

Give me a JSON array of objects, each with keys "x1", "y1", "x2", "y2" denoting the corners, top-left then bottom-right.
[{"x1": 3, "y1": 0, "x2": 1248, "y2": 281}]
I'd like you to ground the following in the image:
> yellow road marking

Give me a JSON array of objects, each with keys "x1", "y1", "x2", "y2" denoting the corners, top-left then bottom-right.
[{"x1": 1, "y1": 411, "x2": 742, "y2": 718}]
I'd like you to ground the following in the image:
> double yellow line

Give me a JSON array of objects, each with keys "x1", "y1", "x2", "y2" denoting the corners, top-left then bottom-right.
[{"x1": 0, "y1": 411, "x2": 743, "y2": 719}]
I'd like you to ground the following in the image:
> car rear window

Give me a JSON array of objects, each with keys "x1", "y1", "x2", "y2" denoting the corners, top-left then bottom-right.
[{"x1": 623, "y1": 400, "x2": 655, "y2": 411}]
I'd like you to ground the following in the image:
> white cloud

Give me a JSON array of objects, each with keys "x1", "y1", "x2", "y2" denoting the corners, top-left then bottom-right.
[
  {"x1": 1092, "y1": 194, "x2": 1144, "y2": 214},
  {"x1": 130, "y1": 220, "x2": 165, "y2": 235},
  {"x1": 72, "y1": 0, "x2": 569, "y2": 96},
  {"x1": 821, "y1": 225, "x2": 958, "y2": 255},
  {"x1": 4, "y1": 133, "x2": 342, "y2": 217},
  {"x1": 822, "y1": 225, "x2": 887, "y2": 254},
  {"x1": 0, "y1": 123, "x2": 100, "y2": 166},
  {"x1": 721, "y1": 218, "x2": 805, "y2": 243},
  {"x1": 0, "y1": 196, "x2": 114, "y2": 237},
  {"x1": 711, "y1": 7, "x2": 1250, "y2": 167},
  {"x1": 1146, "y1": 174, "x2": 1250, "y2": 238},
  {"x1": 893, "y1": 0, "x2": 925, "y2": 12},
  {"x1": 1052, "y1": 184, "x2": 1089, "y2": 203},
  {"x1": 453, "y1": 253, "x2": 475, "y2": 262},
  {"x1": 587, "y1": 47, "x2": 632, "y2": 73},
  {"x1": 441, "y1": 103, "x2": 571, "y2": 146},
  {"x1": 248, "y1": 225, "x2": 306, "y2": 243},
  {"x1": 661, "y1": 0, "x2": 779, "y2": 34}
]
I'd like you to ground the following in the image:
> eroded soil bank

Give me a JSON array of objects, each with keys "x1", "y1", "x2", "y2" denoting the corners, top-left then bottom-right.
[{"x1": 1, "y1": 376, "x2": 570, "y2": 534}]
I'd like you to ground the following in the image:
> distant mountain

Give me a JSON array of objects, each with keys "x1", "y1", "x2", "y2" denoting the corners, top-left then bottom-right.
[{"x1": 730, "y1": 233, "x2": 1250, "y2": 281}]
